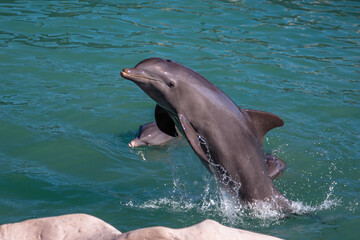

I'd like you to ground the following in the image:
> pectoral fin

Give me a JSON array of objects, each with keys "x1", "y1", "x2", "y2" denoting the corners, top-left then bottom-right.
[
  {"x1": 265, "y1": 154, "x2": 286, "y2": 179},
  {"x1": 155, "y1": 104, "x2": 178, "y2": 137},
  {"x1": 178, "y1": 113, "x2": 209, "y2": 163}
]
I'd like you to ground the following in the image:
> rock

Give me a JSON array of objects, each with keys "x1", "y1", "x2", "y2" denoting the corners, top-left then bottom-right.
[
  {"x1": 119, "y1": 219, "x2": 283, "y2": 240},
  {"x1": 0, "y1": 214, "x2": 121, "y2": 240},
  {"x1": 0, "y1": 214, "x2": 283, "y2": 240}
]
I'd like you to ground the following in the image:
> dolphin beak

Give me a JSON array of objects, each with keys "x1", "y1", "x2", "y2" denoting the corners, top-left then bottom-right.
[
  {"x1": 120, "y1": 68, "x2": 131, "y2": 79},
  {"x1": 128, "y1": 140, "x2": 135, "y2": 148}
]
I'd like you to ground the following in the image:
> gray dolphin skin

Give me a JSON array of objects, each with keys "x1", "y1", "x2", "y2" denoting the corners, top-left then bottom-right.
[
  {"x1": 121, "y1": 58, "x2": 291, "y2": 210},
  {"x1": 129, "y1": 122, "x2": 174, "y2": 147}
]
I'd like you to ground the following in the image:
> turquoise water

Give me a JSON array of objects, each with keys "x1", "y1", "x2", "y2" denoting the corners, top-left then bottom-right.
[{"x1": 0, "y1": 0, "x2": 359, "y2": 239}]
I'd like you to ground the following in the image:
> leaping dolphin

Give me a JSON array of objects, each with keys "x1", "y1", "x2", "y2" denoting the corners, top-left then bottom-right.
[{"x1": 121, "y1": 58, "x2": 291, "y2": 210}]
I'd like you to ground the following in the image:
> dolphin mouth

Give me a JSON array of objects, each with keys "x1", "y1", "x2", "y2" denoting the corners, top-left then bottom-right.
[
  {"x1": 120, "y1": 69, "x2": 135, "y2": 79},
  {"x1": 121, "y1": 69, "x2": 161, "y2": 83}
]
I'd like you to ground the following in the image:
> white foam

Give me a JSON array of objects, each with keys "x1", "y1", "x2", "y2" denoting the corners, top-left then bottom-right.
[
  {"x1": 289, "y1": 182, "x2": 341, "y2": 215},
  {"x1": 123, "y1": 177, "x2": 341, "y2": 229}
]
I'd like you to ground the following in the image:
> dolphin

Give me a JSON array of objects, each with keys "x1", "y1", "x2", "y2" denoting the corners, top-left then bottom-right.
[
  {"x1": 129, "y1": 122, "x2": 174, "y2": 147},
  {"x1": 121, "y1": 58, "x2": 291, "y2": 210}
]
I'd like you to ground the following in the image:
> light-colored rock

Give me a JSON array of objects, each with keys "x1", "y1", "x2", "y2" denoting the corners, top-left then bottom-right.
[
  {"x1": 0, "y1": 214, "x2": 283, "y2": 240},
  {"x1": 0, "y1": 213, "x2": 122, "y2": 240},
  {"x1": 119, "y1": 219, "x2": 283, "y2": 240}
]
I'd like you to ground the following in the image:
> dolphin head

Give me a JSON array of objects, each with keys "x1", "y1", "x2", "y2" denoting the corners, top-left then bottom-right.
[{"x1": 121, "y1": 58, "x2": 210, "y2": 113}]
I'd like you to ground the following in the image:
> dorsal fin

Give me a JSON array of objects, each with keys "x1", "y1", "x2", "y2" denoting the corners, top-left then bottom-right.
[
  {"x1": 243, "y1": 108, "x2": 284, "y2": 148},
  {"x1": 155, "y1": 104, "x2": 178, "y2": 137}
]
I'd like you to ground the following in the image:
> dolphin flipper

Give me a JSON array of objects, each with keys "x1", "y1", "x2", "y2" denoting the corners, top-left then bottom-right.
[
  {"x1": 155, "y1": 104, "x2": 178, "y2": 137},
  {"x1": 178, "y1": 113, "x2": 209, "y2": 163},
  {"x1": 265, "y1": 154, "x2": 286, "y2": 179}
]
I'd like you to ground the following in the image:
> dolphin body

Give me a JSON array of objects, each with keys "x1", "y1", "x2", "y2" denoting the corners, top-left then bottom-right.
[{"x1": 121, "y1": 58, "x2": 291, "y2": 210}]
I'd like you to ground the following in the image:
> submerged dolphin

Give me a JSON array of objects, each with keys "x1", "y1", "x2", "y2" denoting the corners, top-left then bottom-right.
[
  {"x1": 129, "y1": 122, "x2": 173, "y2": 147},
  {"x1": 121, "y1": 58, "x2": 291, "y2": 209}
]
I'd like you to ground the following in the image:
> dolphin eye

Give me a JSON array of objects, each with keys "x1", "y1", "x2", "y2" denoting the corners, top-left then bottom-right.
[
  {"x1": 168, "y1": 81, "x2": 175, "y2": 88},
  {"x1": 165, "y1": 59, "x2": 172, "y2": 62}
]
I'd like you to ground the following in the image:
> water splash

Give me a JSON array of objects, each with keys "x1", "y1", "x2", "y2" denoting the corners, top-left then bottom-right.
[
  {"x1": 123, "y1": 171, "x2": 341, "y2": 228},
  {"x1": 290, "y1": 181, "x2": 341, "y2": 215},
  {"x1": 124, "y1": 135, "x2": 341, "y2": 227}
]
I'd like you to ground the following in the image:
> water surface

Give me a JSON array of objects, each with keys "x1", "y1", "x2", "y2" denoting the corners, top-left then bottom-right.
[{"x1": 0, "y1": 1, "x2": 359, "y2": 239}]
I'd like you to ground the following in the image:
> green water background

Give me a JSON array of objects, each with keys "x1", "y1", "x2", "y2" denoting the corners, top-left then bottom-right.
[{"x1": 0, "y1": 0, "x2": 359, "y2": 239}]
